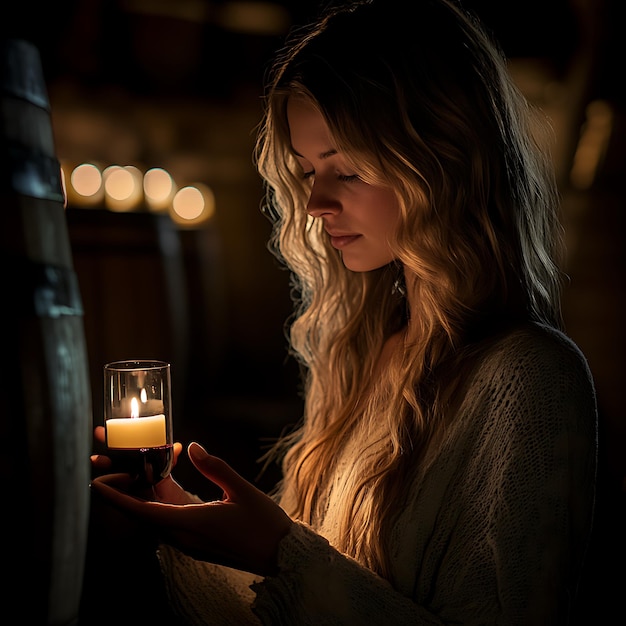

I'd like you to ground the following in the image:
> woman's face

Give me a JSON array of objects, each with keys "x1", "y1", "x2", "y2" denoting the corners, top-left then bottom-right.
[{"x1": 287, "y1": 97, "x2": 401, "y2": 272}]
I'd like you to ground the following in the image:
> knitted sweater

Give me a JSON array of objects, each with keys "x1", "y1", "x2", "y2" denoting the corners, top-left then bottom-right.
[{"x1": 158, "y1": 323, "x2": 598, "y2": 625}]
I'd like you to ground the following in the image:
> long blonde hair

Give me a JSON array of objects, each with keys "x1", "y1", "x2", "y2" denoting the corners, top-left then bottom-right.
[{"x1": 254, "y1": 0, "x2": 564, "y2": 581}]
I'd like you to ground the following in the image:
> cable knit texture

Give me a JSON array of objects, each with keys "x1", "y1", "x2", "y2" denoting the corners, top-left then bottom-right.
[{"x1": 158, "y1": 323, "x2": 598, "y2": 625}]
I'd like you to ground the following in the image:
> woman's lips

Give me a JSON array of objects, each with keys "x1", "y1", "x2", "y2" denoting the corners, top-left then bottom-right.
[{"x1": 328, "y1": 233, "x2": 361, "y2": 249}]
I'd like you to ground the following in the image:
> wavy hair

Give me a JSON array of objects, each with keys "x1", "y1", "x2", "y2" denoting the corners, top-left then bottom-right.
[{"x1": 254, "y1": 0, "x2": 564, "y2": 581}]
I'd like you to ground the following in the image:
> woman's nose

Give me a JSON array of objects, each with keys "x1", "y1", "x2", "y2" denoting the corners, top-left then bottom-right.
[{"x1": 305, "y1": 180, "x2": 341, "y2": 218}]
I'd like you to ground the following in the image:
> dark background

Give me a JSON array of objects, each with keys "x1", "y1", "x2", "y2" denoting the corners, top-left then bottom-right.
[{"x1": 4, "y1": 1, "x2": 624, "y2": 623}]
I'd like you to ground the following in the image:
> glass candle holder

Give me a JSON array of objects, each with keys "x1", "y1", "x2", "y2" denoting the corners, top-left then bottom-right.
[{"x1": 103, "y1": 360, "x2": 174, "y2": 486}]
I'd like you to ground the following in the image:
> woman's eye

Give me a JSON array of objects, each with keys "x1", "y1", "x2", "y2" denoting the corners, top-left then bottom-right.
[
  {"x1": 300, "y1": 170, "x2": 360, "y2": 183},
  {"x1": 337, "y1": 173, "x2": 360, "y2": 183}
]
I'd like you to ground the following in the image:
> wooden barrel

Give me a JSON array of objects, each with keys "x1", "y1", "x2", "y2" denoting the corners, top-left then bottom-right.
[{"x1": 0, "y1": 38, "x2": 91, "y2": 625}]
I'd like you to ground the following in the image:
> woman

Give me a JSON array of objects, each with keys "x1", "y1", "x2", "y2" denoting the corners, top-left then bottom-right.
[{"x1": 91, "y1": 0, "x2": 598, "y2": 623}]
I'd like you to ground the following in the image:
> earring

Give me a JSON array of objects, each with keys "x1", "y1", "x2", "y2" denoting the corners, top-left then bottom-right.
[{"x1": 392, "y1": 274, "x2": 406, "y2": 297}]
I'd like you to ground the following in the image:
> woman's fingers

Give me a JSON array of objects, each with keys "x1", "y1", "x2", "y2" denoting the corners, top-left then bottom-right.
[
  {"x1": 187, "y1": 442, "x2": 253, "y2": 500},
  {"x1": 90, "y1": 453, "x2": 112, "y2": 470},
  {"x1": 172, "y1": 441, "x2": 183, "y2": 464},
  {"x1": 91, "y1": 475, "x2": 214, "y2": 527},
  {"x1": 91, "y1": 475, "x2": 164, "y2": 517},
  {"x1": 91, "y1": 472, "x2": 139, "y2": 493},
  {"x1": 153, "y1": 473, "x2": 198, "y2": 504},
  {"x1": 91, "y1": 448, "x2": 293, "y2": 576},
  {"x1": 91, "y1": 472, "x2": 198, "y2": 506},
  {"x1": 94, "y1": 425, "x2": 105, "y2": 443}
]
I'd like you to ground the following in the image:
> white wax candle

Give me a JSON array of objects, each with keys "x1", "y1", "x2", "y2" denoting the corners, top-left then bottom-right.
[{"x1": 106, "y1": 414, "x2": 167, "y2": 449}]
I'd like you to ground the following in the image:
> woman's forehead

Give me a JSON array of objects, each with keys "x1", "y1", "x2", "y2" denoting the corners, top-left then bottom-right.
[{"x1": 287, "y1": 98, "x2": 337, "y2": 158}]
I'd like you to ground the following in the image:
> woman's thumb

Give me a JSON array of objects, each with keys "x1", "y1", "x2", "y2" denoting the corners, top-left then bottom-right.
[
  {"x1": 187, "y1": 441, "x2": 210, "y2": 465},
  {"x1": 187, "y1": 442, "x2": 246, "y2": 496}
]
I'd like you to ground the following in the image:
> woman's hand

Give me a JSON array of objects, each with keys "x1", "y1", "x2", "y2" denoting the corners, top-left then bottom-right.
[{"x1": 91, "y1": 442, "x2": 294, "y2": 577}]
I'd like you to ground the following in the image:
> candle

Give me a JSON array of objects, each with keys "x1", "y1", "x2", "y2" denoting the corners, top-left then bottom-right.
[
  {"x1": 106, "y1": 414, "x2": 167, "y2": 449},
  {"x1": 117, "y1": 397, "x2": 164, "y2": 417}
]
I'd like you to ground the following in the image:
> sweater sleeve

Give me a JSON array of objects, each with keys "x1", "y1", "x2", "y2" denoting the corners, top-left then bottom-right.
[
  {"x1": 251, "y1": 521, "x2": 444, "y2": 625},
  {"x1": 157, "y1": 544, "x2": 262, "y2": 626}
]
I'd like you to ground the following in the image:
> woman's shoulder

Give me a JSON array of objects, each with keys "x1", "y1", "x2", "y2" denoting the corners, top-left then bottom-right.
[
  {"x1": 477, "y1": 322, "x2": 596, "y2": 401},
  {"x1": 487, "y1": 322, "x2": 591, "y2": 370},
  {"x1": 464, "y1": 323, "x2": 598, "y2": 440}
]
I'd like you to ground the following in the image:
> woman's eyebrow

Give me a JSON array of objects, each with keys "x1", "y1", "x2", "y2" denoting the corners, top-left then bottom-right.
[{"x1": 292, "y1": 148, "x2": 338, "y2": 160}]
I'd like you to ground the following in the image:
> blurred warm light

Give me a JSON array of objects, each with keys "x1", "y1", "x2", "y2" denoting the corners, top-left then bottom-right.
[
  {"x1": 102, "y1": 165, "x2": 122, "y2": 191},
  {"x1": 171, "y1": 183, "x2": 215, "y2": 227},
  {"x1": 62, "y1": 161, "x2": 105, "y2": 206},
  {"x1": 103, "y1": 165, "x2": 143, "y2": 212},
  {"x1": 173, "y1": 186, "x2": 204, "y2": 220},
  {"x1": 126, "y1": 0, "x2": 208, "y2": 22},
  {"x1": 124, "y1": 0, "x2": 289, "y2": 35},
  {"x1": 570, "y1": 100, "x2": 614, "y2": 191},
  {"x1": 217, "y1": 1, "x2": 290, "y2": 35},
  {"x1": 144, "y1": 167, "x2": 176, "y2": 212},
  {"x1": 61, "y1": 160, "x2": 214, "y2": 228},
  {"x1": 72, "y1": 163, "x2": 103, "y2": 196}
]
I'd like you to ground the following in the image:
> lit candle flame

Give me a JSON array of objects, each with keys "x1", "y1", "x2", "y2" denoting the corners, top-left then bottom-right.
[{"x1": 131, "y1": 397, "x2": 139, "y2": 418}]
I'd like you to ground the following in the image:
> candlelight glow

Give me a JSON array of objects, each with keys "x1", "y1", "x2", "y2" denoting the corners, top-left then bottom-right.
[
  {"x1": 61, "y1": 161, "x2": 216, "y2": 228},
  {"x1": 570, "y1": 100, "x2": 613, "y2": 191},
  {"x1": 72, "y1": 163, "x2": 102, "y2": 197},
  {"x1": 171, "y1": 182, "x2": 215, "y2": 227},
  {"x1": 63, "y1": 161, "x2": 105, "y2": 206},
  {"x1": 144, "y1": 167, "x2": 176, "y2": 212},
  {"x1": 104, "y1": 165, "x2": 143, "y2": 211}
]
